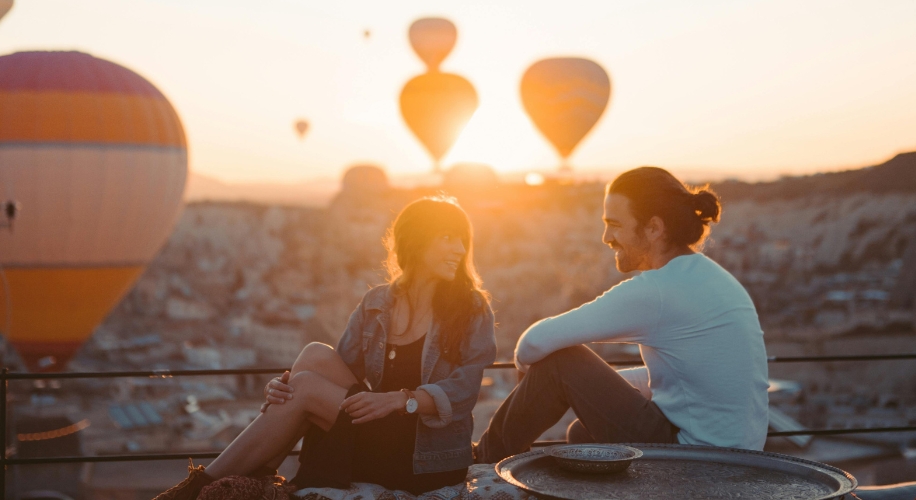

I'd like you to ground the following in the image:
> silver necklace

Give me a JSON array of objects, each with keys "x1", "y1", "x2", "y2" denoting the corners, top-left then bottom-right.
[
  {"x1": 389, "y1": 293, "x2": 429, "y2": 360},
  {"x1": 388, "y1": 317, "x2": 428, "y2": 360},
  {"x1": 388, "y1": 328, "x2": 427, "y2": 360}
]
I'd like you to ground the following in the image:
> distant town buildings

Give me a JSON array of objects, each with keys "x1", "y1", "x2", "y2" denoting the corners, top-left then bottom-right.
[{"x1": 6, "y1": 164, "x2": 916, "y2": 495}]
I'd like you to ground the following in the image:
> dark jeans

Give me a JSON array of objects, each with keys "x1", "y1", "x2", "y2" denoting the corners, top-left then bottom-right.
[{"x1": 476, "y1": 345, "x2": 679, "y2": 464}]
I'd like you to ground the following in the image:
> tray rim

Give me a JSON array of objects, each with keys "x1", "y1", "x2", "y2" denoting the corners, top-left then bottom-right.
[{"x1": 494, "y1": 443, "x2": 858, "y2": 500}]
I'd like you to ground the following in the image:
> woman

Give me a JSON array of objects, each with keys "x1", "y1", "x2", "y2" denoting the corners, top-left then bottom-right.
[{"x1": 155, "y1": 195, "x2": 497, "y2": 500}]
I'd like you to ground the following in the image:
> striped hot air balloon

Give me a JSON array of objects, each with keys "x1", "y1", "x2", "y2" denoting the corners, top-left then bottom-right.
[
  {"x1": 408, "y1": 18, "x2": 457, "y2": 72},
  {"x1": 0, "y1": 51, "x2": 187, "y2": 371},
  {"x1": 520, "y1": 57, "x2": 611, "y2": 170},
  {"x1": 0, "y1": 0, "x2": 13, "y2": 24},
  {"x1": 400, "y1": 72, "x2": 478, "y2": 171}
]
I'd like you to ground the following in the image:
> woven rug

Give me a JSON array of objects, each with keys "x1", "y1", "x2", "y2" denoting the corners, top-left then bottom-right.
[{"x1": 291, "y1": 464, "x2": 531, "y2": 500}]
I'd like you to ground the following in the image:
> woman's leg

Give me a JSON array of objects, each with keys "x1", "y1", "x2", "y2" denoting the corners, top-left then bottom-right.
[
  {"x1": 290, "y1": 343, "x2": 359, "y2": 385},
  {"x1": 205, "y1": 345, "x2": 358, "y2": 479},
  {"x1": 258, "y1": 343, "x2": 360, "y2": 471},
  {"x1": 205, "y1": 370, "x2": 345, "y2": 479}
]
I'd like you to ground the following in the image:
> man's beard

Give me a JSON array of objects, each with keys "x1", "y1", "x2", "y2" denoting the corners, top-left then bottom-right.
[{"x1": 614, "y1": 241, "x2": 649, "y2": 273}]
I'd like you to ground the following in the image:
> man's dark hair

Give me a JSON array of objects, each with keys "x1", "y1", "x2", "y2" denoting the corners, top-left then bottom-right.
[{"x1": 607, "y1": 166, "x2": 721, "y2": 250}]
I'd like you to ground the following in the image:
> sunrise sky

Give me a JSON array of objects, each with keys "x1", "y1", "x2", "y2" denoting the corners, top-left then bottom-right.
[{"x1": 3, "y1": 0, "x2": 915, "y2": 184}]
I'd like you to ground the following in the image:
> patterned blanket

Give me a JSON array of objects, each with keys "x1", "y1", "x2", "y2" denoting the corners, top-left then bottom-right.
[{"x1": 291, "y1": 465, "x2": 530, "y2": 500}]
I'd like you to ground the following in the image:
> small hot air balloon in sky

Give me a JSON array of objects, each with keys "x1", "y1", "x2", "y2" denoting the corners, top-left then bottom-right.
[
  {"x1": 294, "y1": 119, "x2": 309, "y2": 140},
  {"x1": 0, "y1": 0, "x2": 12, "y2": 24},
  {"x1": 401, "y1": 17, "x2": 477, "y2": 172},
  {"x1": 408, "y1": 18, "x2": 457, "y2": 72},
  {"x1": 520, "y1": 57, "x2": 611, "y2": 170},
  {"x1": 0, "y1": 51, "x2": 187, "y2": 371}
]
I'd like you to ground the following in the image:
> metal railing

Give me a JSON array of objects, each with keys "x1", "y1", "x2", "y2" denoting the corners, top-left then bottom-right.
[{"x1": 2, "y1": 353, "x2": 916, "y2": 489}]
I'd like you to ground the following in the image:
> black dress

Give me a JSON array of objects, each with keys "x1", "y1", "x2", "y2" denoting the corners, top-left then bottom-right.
[{"x1": 292, "y1": 334, "x2": 467, "y2": 495}]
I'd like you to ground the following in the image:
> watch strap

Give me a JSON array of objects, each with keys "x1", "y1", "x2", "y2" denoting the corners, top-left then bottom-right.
[{"x1": 399, "y1": 388, "x2": 417, "y2": 415}]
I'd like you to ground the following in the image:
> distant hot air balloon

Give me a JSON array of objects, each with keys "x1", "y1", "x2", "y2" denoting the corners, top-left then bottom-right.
[
  {"x1": 0, "y1": 51, "x2": 187, "y2": 372},
  {"x1": 520, "y1": 57, "x2": 611, "y2": 170},
  {"x1": 400, "y1": 72, "x2": 478, "y2": 171},
  {"x1": 408, "y1": 18, "x2": 457, "y2": 72},
  {"x1": 0, "y1": 0, "x2": 12, "y2": 24},
  {"x1": 294, "y1": 119, "x2": 309, "y2": 140}
]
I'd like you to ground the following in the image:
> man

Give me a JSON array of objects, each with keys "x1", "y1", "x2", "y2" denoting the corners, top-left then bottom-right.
[{"x1": 475, "y1": 167, "x2": 769, "y2": 463}]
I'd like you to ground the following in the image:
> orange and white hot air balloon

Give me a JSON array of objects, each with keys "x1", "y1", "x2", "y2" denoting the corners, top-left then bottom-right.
[
  {"x1": 0, "y1": 51, "x2": 187, "y2": 371},
  {"x1": 0, "y1": 0, "x2": 12, "y2": 24},
  {"x1": 402, "y1": 17, "x2": 477, "y2": 172},
  {"x1": 520, "y1": 57, "x2": 611, "y2": 170},
  {"x1": 294, "y1": 119, "x2": 309, "y2": 140},
  {"x1": 400, "y1": 72, "x2": 478, "y2": 172},
  {"x1": 408, "y1": 18, "x2": 457, "y2": 72}
]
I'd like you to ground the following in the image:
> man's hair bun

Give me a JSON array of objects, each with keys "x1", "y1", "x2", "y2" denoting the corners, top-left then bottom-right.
[{"x1": 693, "y1": 190, "x2": 720, "y2": 224}]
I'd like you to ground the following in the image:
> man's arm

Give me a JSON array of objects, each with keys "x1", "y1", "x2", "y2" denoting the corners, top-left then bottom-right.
[{"x1": 514, "y1": 274, "x2": 660, "y2": 371}]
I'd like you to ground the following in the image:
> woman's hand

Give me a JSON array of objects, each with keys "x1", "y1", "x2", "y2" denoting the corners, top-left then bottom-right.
[
  {"x1": 340, "y1": 391, "x2": 406, "y2": 424},
  {"x1": 260, "y1": 370, "x2": 294, "y2": 413}
]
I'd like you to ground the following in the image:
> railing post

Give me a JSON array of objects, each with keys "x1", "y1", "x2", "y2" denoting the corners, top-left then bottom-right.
[{"x1": 1, "y1": 367, "x2": 8, "y2": 499}]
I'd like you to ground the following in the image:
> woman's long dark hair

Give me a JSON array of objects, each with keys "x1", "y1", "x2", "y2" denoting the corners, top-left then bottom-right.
[{"x1": 384, "y1": 195, "x2": 489, "y2": 364}]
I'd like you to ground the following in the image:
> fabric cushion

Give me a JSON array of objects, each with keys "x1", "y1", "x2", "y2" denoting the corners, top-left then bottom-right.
[{"x1": 292, "y1": 464, "x2": 530, "y2": 500}]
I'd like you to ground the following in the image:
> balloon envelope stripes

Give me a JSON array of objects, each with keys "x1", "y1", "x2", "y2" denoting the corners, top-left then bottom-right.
[
  {"x1": 0, "y1": 51, "x2": 187, "y2": 371},
  {"x1": 520, "y1": 57, "x2": 611, "y2": 167}
]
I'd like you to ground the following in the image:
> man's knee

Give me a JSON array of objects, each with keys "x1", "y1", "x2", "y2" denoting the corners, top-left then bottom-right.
[
  {"x1": 531, "y1": 345, "x2": 592, "y2": 373},
  {"x1": 567, "y1": 419, "x2": 595, "y2": 444}
]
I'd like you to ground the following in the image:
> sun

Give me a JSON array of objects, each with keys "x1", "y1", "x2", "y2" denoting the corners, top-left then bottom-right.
[{"x1": 442, "y1": 98, "x2": 551, "y2": 173}]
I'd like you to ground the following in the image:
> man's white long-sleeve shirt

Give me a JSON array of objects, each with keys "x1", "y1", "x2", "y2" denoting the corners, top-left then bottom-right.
[{"x1": 514, "y1": 253, "x2": 769, "y2": 450}]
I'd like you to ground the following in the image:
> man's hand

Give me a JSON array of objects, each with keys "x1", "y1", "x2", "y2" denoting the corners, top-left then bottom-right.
[
  {"x1": 260, "y1": 370, "x2": 294, "y2": 413},
  {"x1": 340, "y1": 391, "x2": 406, "y2": 424}
]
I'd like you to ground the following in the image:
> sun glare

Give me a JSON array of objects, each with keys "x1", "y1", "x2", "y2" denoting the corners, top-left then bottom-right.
[
  {"x1": 524, "y1": 172, "x2": 545, "y2": 186},
  {"x1": 443, "y1": 98, "x2": 550, "y2": 173}
]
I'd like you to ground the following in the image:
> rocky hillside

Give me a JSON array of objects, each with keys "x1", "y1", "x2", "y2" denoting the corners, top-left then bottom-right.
[
  {"x1": 84, "y1": 154, "x2": 916, "y2": 369},
  {"x1": 714, "y1": 152, "x2": 916, "y2": 201}
]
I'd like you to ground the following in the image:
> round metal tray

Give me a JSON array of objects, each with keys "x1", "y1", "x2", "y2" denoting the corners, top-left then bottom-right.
[{"x1": 495, "y1": 443, "x2": 857, "y2": 500}]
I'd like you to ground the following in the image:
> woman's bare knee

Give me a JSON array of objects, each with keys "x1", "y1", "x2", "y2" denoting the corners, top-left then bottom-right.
[
  {"x1": 288, "y1": 369, "x2": 320, "y2": 393},
  {"x1": 264, "y1": 371, "x2": 327, "y2": 420},
  {"x1": 287, "y1": 370, "x2": 347, "y2": 427},
  {"x1": 290, "y1": 343, "x2": 357, "y2": 388},
  {"x1": 291, "y1": 342, "x2": 336, "y2": 374}
]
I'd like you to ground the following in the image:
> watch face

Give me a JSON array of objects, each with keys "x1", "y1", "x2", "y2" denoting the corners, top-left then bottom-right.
[{"x1": 406, "y1": 398, "x2": 419, "y2": 414}]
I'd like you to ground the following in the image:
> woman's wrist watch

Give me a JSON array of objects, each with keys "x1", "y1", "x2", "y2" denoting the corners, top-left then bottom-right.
[{"x1": 399, "y1": 388, "x2": 418, "y2": 415}]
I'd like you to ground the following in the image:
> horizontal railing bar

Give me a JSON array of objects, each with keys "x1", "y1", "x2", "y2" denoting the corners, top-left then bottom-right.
[
  {"x1": 767, "y1": 426, "x2": 916, "y2": 437},
  {"x1": 1, "y1": 368, "x2": 290, "y2": 380},
  {"x1": 6, "y1": 426, "x2": 916, "y2": 465},
  {"x1": 6, "y1": 353, "x2": 916, "y2": 380},
  {"x1": 1, "y1": 450, "x2": 300, "y2": 466},
  {"x1": 766, "y1": 354, "x2": 916, "y2": 363}
]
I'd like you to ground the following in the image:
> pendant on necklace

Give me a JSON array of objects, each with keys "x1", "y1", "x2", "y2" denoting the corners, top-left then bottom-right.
[{"x1": 388, "y1": 348, "x2": 396, "y2": 360}]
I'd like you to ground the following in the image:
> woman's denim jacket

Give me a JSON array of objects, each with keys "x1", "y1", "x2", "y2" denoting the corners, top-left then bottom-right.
[{"x1": 336, "y1": 284, "x2": 497, "y2": 474}]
